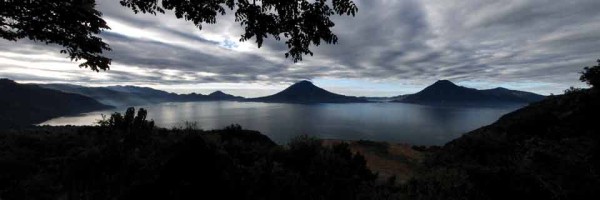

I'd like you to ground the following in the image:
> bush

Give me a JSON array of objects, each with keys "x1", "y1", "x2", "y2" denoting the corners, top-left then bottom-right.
[
  {"x1": 0, "y1": 111, "x2": 400, "y2": 199},
  {"x1": 564, "y1": 86, "x2": 584, "y2": 94},
  {"x1": 580, "y1": 59, "x2": 600, "y2": 89},
  {"x1": 97, "y1": 107, "x2": 154, "y2": 131}
]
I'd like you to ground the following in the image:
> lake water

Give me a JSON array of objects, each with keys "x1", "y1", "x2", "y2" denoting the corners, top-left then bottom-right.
[{"x1": 41, "y1": 102, "x2": 522, "y2": 145}]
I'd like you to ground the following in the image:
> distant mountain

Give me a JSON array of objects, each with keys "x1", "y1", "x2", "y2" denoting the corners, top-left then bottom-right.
[
  {"x1": 40, "y1": 84, "x2": 159, "y2": 107},
  {"x1": 207, "y1": 91, "x2": 244, "y2": 101},
  {"x1": 34, "y1": 80, "x2": 543, "y2": 107},
  {"x1": 104, "y1": 86, "x2": 244, "y2": 102},
  {"x1": 0, "y1": 79, "x2": 112, "y2": 128},
  {"x1": 105, "y1": 85, "x2": 180, "y2": 102},
  {"x1": 248, "y1": 80, "x2": 367, "y2": 103},
  {"x1": 396, "y1": 80, "x2": 545, "y2": 106},
  {"x1": 38, "y1": 84, "x2": 245, "y2": 107},
  {"x1": 176, "y1": 92, "x2": 209, "y2": 102},
  {"x1": 177, "y1": 91, "x2": 243, "y2": 102},
  {"x1": 364, "y1": 94, "x2": 408, "y2": 102},
  {"x1": 481, "y1": 87, "x2": 546, "y2": 103}
]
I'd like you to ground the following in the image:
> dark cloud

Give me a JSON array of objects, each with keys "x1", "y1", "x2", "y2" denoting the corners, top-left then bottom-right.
[{"x1": 1, "y1": 0, "x2": 599, "y2": 95}]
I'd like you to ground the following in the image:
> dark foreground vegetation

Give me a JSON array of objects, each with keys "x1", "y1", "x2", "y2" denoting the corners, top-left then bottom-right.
[
  {"x1": 0, "y1": 108, "x2": 401, "y2": 199},
  {"x1": 408, "y1": 61, "x2": 600, "y2": 199},
  {"x1": 408, "y1": 88, "x2": 600, "y2": 199}
]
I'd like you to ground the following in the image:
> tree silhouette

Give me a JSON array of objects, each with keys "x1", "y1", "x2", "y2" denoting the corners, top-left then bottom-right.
[
  {"x1": 99, "y1": 107, "x2": 154, "y2": 131},
  {"x1": 0, "y1": 0, "x2": 357, "y2": 71},
  {"x1": 0, "y1": 0, "x2": 111, "y2": 71},
  {"x1": 580, "y1": 59, "x2": 600, "y2": 89}
]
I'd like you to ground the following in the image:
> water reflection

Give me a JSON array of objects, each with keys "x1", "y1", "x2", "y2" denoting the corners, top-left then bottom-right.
[{"x1": 41, "y1": 102, "x2": 522, "y2": 145}]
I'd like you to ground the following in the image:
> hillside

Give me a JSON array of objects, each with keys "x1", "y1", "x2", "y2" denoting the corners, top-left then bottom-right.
[
  {"x1": 409, "y1": 89, "x2": 600, "y2": 199},
  {"x1": 105, "y1": 85, "x2": 181, "y2": 102},
  {"x1": 39, "y1": 84, "x2": 244, "y2": 107},
  {"x1": 323, "y1": 139, "x2": 425, "y2": 183},
  {"x1": 396, "y1": 80, "x2": 545, "y2": 106},
  {"x1": 40, "y1": 84, "x2": 156, "y2": 107},
  {"x1": 0, "y1": 79, "x2": 112, "y2": 128},
  {"x1": 481, "y1": 87, "x2": 546, "y2": 103},
  {"x1": 249, "y1": 80, "x2": 367, "y2": 103},
  {"x1": 207, "y1": 91, "x2": 244, "y2": 101},
  {"x1": 0, "y1": 113, "x2": 400, "y2": 199}
]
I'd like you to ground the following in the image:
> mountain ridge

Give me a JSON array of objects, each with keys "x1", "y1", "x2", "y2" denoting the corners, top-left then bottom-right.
[
  {"x1": 207, "y1": 90, "x2": 244, "y2": 100},
  {"x1": 396, "y1": 80, "x2": 545, "y2": 105},
  {"x1": 247, "y1": 80, "x2": 367, "y2": 103},
  {"x1": 0, "y1": 79, "x2": 113, "y2": 128},
  {"x1": 38, "y1": 84, "x2": 243, "y2": 107},
  {"x1": 35, "y1": 80, "x2": 544, "y2": 106}
]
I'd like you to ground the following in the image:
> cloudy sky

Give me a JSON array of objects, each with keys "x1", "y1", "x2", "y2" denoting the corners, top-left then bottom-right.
[{"x1": 1, "y1": 0, "x2": 599, "y2": 97}]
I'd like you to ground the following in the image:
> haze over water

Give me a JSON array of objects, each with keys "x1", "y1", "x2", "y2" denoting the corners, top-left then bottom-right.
[{"x1": 41, "y1": 102, "x2": 522, "y2": 145}]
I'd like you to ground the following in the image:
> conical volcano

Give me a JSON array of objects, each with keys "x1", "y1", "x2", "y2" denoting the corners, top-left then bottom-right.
[
  {"x1": 397, "y1": 80, "x2": 545, "y2": 105},
  {"x1": 249, "y1": 80, "x2": 366, "y2": 103}
]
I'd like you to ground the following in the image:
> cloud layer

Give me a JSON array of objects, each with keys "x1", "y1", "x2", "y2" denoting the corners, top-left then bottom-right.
[{"x1": 2, "y1": 0, "x2": 599, "y2": 96}]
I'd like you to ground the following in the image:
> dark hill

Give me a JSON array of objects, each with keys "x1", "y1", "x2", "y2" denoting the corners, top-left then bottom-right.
[
  {"x1": 248, "y1": 80, "x2": 367, "y2": 103},
  {"x1": 106, "y1": 85, "x2": 180, "y2": 102},
  {"x1": 399, "y1": 80, "x2": 494, "y2": 104},
  {"x1": 40, "y1": 84, "x2": 156, "y2": 107},
  {"x1": 176, "y1": 92, "x2": 209, "y2": 102},
  {"x1": 207, "y1": 91, "x2": 244, "y2": 101},
  {"x1": 410, "y1": 89, "x2": 600, "y2": 199},
  {"x1": 0, "y1": 79, "x2": 112, "y2": 128},
  {"x1": 396, "y1": 80, "x2": 545, "y2": 106},
  {"x1": 481, "y1": 87, "x2": 546, "y2": 103},
  {"x1": 177, "y1": 90, "x2": 242, "y2": 101},
  {"x1": 39, "y1": 84, "x2": 246, "y2": 106}
]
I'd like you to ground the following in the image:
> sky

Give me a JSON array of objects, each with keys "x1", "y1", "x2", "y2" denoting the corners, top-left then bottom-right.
[{"x1": 1, "y1": 0, "x2": 599, "y2": 97}]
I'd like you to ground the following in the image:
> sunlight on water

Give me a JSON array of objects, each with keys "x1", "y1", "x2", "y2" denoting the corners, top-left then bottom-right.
[{"x1": 41, "y1": 102, "x2": 522, "y2": 145}]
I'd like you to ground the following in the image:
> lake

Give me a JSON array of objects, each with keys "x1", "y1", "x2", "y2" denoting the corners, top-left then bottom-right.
[{"x1": 41, "y1": 102, "x2": 522, "y2": 145}]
